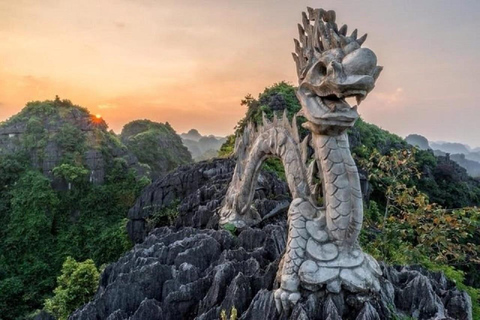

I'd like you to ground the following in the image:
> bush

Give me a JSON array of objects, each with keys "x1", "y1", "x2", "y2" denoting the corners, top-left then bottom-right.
[
  {"x1": 44, "y1": 257, "x2": 100, "y2": 320},
  {"x1": 145, "y1": 200, "x2": 180, "y2": 230}
]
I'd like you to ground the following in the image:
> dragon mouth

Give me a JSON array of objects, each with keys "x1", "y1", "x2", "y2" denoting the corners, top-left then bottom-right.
[{"x1": 316, "y1": 90, "x2": 365, "y2": 124}]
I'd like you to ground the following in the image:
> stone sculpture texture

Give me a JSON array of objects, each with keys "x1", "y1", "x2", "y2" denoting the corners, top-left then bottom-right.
[{"x1": 219, "y1": 8, "x2": 384, "y2": 312}]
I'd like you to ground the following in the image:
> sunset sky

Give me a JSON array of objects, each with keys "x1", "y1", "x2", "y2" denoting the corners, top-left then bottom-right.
[{"x1": 1, "y1": 0, "x2": 479, "y2": 147}]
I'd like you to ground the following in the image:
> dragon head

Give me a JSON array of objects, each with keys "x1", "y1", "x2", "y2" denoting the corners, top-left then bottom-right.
[{"x1": 293, "y1": 8, "x2": 383, "y2": 135}]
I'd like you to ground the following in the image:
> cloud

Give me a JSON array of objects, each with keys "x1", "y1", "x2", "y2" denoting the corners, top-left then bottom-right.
[{"x1": 370, "y1": 87, "x2": 404, "y2": 106}]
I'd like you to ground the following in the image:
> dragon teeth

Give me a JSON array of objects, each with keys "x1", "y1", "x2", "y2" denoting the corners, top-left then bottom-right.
[{"x1": 356, "y1": 96, "x2": 362, "y2": 106}]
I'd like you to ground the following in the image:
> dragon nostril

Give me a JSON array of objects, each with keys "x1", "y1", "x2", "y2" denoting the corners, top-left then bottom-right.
[{"x1": 327, "y1": 61, "x2": 344, "y2": 78}]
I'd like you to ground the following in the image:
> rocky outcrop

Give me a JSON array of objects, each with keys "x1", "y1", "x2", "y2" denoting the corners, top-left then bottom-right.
[
  {"x1": 70, "y1": 224, "x2": 472, "y2": 320},
  {"x1": 0, "y1": 99, "x2": 147, "y2": 187},
  {"x1": 127, "y1": 158, "x2": 290, "y2": 243},
  {"x1": 121, "y1": 120, "x2": 193, "y2": 180},
  {"x1": 406, "y1": 134, "x2": 431, "y2": 151}
]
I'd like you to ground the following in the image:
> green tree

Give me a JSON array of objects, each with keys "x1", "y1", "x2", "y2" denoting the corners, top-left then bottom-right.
[
  {"x1": 0, "y1": 170, "x2": 59, "y2": 319},
  {"x1": 53, "y1": 163, "x2": 89, "y2": 189},
  {"x1": 44, "y1": 257, "x2": 100, "y2": 320},
  {"x1": 218, "y1": 135, "x2": 235, "y2": 158}
]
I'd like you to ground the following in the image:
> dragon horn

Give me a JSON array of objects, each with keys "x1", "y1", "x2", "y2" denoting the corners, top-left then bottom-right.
[{"x1": 357, "y1": 33, "x2": 367, "y2": 46}]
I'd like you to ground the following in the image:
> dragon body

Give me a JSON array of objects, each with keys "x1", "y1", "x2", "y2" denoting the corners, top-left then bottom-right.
[{"x1": 219, "y1": 8, "x2": 383, "y2": 312}]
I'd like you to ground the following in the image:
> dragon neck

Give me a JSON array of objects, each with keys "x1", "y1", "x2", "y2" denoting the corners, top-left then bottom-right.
[{"x1": 312, "y1": 131, "x2": 363, "y2": 247}]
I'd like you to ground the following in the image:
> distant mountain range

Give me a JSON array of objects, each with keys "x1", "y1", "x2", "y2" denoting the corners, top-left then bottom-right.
[
  {"x1": 180, "y1": 129, "x2": 227, "y2": 161},
  {"x1": 406, "y1": 134, "x2": 480, "y2": 177}
]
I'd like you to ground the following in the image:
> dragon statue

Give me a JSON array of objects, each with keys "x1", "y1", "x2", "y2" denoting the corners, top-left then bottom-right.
[{"x1": 219, "y1": 8, "x2": 383, "y2": 313}]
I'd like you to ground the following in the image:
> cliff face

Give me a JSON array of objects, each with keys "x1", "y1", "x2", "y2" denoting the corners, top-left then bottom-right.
[
  {"x1": 0, "y1": 98, "x2": 145, "y2": 187},
  {"x1": 121, "y1": 120, "x2": 193, "y2": 180},
  {"x1": 127, "y1": 158, "x2": 290, "y2": 243}
]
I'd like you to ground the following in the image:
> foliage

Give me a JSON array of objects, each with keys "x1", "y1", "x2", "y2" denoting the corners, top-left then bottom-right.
[
  {"x1": 235, "y1": 81, "x2": 303, "y2": 135},
  {"x1": 0, "y1": 99, "x2": 149, "y2": 320},
  {"x1": 53, "y1": 164, "x2": 89, "y2": 185},
  {"x1": 222, "y1": 223, "x2": 237, "y2": 236},
  {"x1": 261, "y1": 157, "x2": 286, "y2": 181},
  {"x1": 360, "y1": 148, "x2": 480, "y2": 316},
  {"x1": 55, "y1": 124, "x2": 86, "y2": 158},
  {"x1": 44, "y1": 257, "x2": 100, "y2": 320},
  {"x1": 349, "y1": 118, "x2": 406, "y2": 156},
  {"x1": 218, "y1": 135, "x2": 236, "y2": 158},
  {"x1": 220, "y1": 306, "x2": 238, "y2": 320},
  {"x1": 219, "y1": 82, "x2": 306, "y2": 179},
  {"x1": 0, "y1": 170, "x2": 59, "y2": 319},
  {"x1": 145, "y1": 200, "x2": 180, "y2": 230},
  {"x1": 359, "y1": 148, "x2": 421, "y2": 228},
  {"x1": 361, "y1": 149, "x2": 480, "y2": 265},
  {"x1": 350, "y1": 119, "x2": 480, "y2": 209},
  {"x1": 2, "y1": 98, "x2": 88, "y2": 127},
  {"x1": 121, "y1": 120, "x2": 192, "y2": 178}
]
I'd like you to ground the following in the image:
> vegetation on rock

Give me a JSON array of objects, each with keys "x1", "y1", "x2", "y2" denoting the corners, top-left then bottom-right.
[
  {"x1": 0, "y1": 99, "x2": 150, "y2": 320},
  {"x1": 120, "y1": 120, "x2": 192, "y2": 180}
]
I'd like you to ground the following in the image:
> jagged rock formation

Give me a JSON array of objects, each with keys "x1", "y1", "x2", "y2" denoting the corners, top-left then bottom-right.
[
  {"x1": 120, "y1": 120, "x2": 193, "y2": 180},
  {"x1": 67, "y1": 157, "x2": 473, "y2": 320},
  {"x1": 127, "y1": 158, "x2": 290, "y2": 243},
  {"x1": 70, "y1": 224, "x2": 472, "y2": 320},
  {"x1": 0, "y1": 98, "x2": 147, "y2": 187}
]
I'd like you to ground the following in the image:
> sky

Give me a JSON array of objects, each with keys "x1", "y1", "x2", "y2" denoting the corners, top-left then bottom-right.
[{"x1": 0, "y1": 0, "x2": 479, "y2": 147}]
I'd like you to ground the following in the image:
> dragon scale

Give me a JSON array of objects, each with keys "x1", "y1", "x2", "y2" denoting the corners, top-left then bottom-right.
[{"x1": 312, "y1": 132, "x2": 363, "y2": 246}]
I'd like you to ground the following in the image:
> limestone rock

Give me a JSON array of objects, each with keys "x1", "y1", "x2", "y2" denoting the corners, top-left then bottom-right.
[
  {"x1": 127, "y1": 158, "x2": 290, "y2": 243},
  {"x1": 0, "y1": 99, "x2": 149, "y2": 188},
  {"x1": 69, "y1": 224, "x2": 472, "y2": 320}
]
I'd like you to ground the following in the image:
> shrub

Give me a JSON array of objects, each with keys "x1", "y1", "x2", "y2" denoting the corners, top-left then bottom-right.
[{"x1": 44, "y1": 257, "x2": 100, "y2": 320}]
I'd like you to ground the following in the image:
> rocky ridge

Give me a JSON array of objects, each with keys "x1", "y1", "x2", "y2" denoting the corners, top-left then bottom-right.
[
  {"x1": 0, "y1": 99, "x2": 147, "y2": 187},
  {"x1": 406, "y1": 134, "x2": 480, "y2": 178},
  {"x1": 0, "y1": 100, "x2": 195, "y2": 187},
  {"x1": 70, "y1": 224, "x2": 472, "y2": 320},
  {"x1": 127, "y1": 158, "x2": 290, "y2": 243},
  {"x1": 121, "y1": 120, "x2": 193, "y2": 180}
]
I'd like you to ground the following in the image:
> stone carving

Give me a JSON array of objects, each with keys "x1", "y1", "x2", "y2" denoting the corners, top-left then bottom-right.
[{"x1": 219, "y1": 8, "x2": 384, "y2": 313}]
